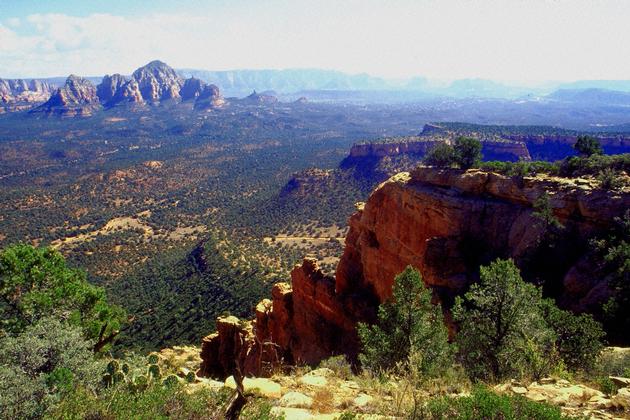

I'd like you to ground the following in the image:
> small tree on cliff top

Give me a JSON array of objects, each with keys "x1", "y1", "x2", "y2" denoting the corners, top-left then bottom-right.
[
  {"x1": 573, "y1": 135, "x2": 603, "y2": 157},
  {"x1": 453, "y1": 136, "x2": 483, "y2": 170},
  {"x1": 358, "y1": 266, "x2": 454, "y2": 378},
  {"x1": 424, "y1": 143, "x2": 456, "y2": 168}
]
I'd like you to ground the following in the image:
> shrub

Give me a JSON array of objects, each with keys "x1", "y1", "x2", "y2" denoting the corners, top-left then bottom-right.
[
  {"x1": 573, "y1": 135, "x2": 603, "y2": 157},
  {"x1": 598, "y1": 377, "x2": 618, "y2": 397},
  {"x1": 532, "y1": 192, "x2": 564, "y2": 231},
  {"x1": 591, "y1": 211, "x2": 630, "y2": 343},
  {"x1": 358, "y1": 266, "x2": 454, "y2": 379},
  {"x1": 453, "y1": 137, "x2": 483, "y2": 170},
  {"x1": 540, "y1": 299, "x2": 604, "y2": 371},
  {"x1": 50, "y1": 382, "x2": 233, "y2": 420},
  {"x1": 453, "y1": 259, "x2": 556, "y2": 381},
  {"x1": 424, "y1": 143, "x2": 455, "y2": 168},
  {"x1": 318, "y1": 355, "x2": 353, "y2": 380},
  {"x1": 0, "y1": 317, "x2": 102, "y2": 419},
  {"x1": 597, "y1": 168, "x2": 624, "y2": 190},
  {"x1": 420, "y1": 385, "x2": 571, "y2": 420}
]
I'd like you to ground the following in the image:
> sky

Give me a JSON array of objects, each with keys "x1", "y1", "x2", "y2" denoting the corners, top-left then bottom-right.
[{"x1": 1, "y1": 0, "x2": 630, "y2": 83}]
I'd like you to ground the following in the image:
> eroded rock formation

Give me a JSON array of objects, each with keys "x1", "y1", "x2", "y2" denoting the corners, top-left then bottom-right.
[
  {"x1": 0, "y1": 78, "x2": 55, "y2": 112},
  {"x1": 30, "y1": 75, "x2": 100, "y2": 116},
  {"x1": 96, "y1": 74, "x2": 128, "y2": 104},
  {"x1": 200, "y1": 168, "x2": 630, "y2": 378},
  {"x1": 132, "y1": 60, "x2": 183, "y2": 102}
]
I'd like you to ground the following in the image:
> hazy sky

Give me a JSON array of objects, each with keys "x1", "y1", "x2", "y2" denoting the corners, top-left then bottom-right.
[{"x1": 1, "y1": 0, "x2": 629, "y2": 82}]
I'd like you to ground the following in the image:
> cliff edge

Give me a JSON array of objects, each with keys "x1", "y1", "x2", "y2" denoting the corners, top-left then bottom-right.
[{"x1": 200, "y1": 168, "x2": 630, "y2": 378}]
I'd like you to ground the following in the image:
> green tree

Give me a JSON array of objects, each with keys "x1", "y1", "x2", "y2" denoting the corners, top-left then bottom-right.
[
  {"x1": 540, "y1": 299, "x2": 604, "y2": 371},
  {"x1": 453, "y1": 259, "x2": 555, "y2": 380},
  {"x1": 573, "y1": 135, "x2": 603, "y2": 157},
  {"x1": 453, "y1": 136, "x2": 483, "y2": 170},
  {"x1": 532, "y1": 192, "x2": 564, "y2": 232},
  {"x1": 424, "y1": 143, "x2": 455, "y2": 168},
  {"x1": 358, "y1": 266, "x2": 454, "y2": 377},
  {"x1": 592, "y1": 211, "x2": 630, "y2": 343},
  {"x1": 0, "y1": 244, "x2": 125, "y2": 352}
]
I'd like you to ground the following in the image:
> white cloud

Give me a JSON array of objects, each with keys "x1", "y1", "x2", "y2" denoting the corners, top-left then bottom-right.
[{"x1": 1, "y1": 1, "x2": 630, "y2": 82}]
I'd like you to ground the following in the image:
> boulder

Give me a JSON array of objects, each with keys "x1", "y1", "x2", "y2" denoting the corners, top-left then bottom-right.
[{"x1": 279, "y1": 391, "x2": 313, "y2": 408}]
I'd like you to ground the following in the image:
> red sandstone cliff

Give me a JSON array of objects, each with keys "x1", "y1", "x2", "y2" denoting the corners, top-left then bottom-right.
[
  {"x1": 199, "y1": 168, "x2": 630, "y2": 379},
  {"x1": 347, "y1": 138, "x2": 531, "y2": 162}
]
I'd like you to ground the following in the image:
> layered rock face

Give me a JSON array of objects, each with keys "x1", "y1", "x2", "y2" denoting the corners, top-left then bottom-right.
[
  {"x1": 132, "y1": 60, "x2": 183, "y2": 102},
  {"x1": 94, "y1": 61, "x2": 224, "y2": 109},
  {"x1": 336, "y1": 169, "x2": 627, "y2": 308},
  {"x1": 30, "y1": 75, "x2": 100, "y2": 116},
  {"x1": 347, "y1": 138, "x2": 530, "y2": 162},
  {"x1": 96, "y1": 74, "x2": 128, "y2": 104},
  {"x1": 200, "y1": 169, "x2": 630, "y2": 378},
  {"x1": 0, "y1": 78, "x2": 56, "y2": 112},
  {"x1": 198, "y1": 259, "x2": 376, "y2": 378}
]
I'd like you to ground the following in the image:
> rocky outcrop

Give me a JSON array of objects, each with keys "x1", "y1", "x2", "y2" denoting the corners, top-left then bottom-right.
[
  {"x1": 100, "y1": 60, "x2": 183, "y2": 106},
  {"x1": 280, "y1": 169, "x2": 333, "y2": 197},
  {"x1": 347, "y1": 139, "x2": 444, "y2": 159},
  {"x1": 198, "y1": 259, "x2": 376, "y2": 378},
  {"x1": 200, "y1": 168, "x2": 630, "y2": 378},
  {"x1": 336, "y1": 169, "x2": 627, "y2": 308},
  {"x1": 96, "y1": 74, "x2": 127, "y2": 104},
  {"x1": 131, "y1": 60, "x2": 183, "y2": 102},
  {"x1": 0, "y1": 78, "x2": 56, "y2": 112},
  {"x1": 30, "y1": 75, "x2": 100, "y2": 116},
  {"x1": 180, "y1": 77, "x2": 205, "y2": 100},
  {"x1": 94, "y1": 62, "x2": 224, "y2": 109},
  {"x1": 194, "y1": 84, "x2": 225, "y2": 110},
  {"x1": 243, "y1": 90, "x2": 278, "y2": 104}
]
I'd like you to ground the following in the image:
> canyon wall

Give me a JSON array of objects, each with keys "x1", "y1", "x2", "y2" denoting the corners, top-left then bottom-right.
[
  {"x1": 347, "y1": 138, "x2": 530, "y2": 162},
  {"x1": 199, "y1": 168, "x2": 630, "y2": 379}
]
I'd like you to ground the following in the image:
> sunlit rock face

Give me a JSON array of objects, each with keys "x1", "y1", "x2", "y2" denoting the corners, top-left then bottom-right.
[
  {"x1": 200, "y1": 168, "x2": 630, "y2": 378},
  {"x1": 30, "y1": 75, "x2": 101, "y2": 116}
]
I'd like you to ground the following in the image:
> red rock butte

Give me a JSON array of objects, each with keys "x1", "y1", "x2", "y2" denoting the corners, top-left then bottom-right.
[{"x1": 199, "y1": 168, "x2": 630, "y2": 379}]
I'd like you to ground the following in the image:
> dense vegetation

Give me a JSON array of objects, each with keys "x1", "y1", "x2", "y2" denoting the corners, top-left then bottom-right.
[{"x1": 2, "y1": 244, "x2": 616, "y2": 419}]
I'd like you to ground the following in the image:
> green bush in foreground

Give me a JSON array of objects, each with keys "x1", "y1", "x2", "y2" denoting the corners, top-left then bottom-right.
[
  {"x1": 0, "y1": 318, "x2": 102, "y2": 420},
  {"x1": 453, "y1": 259, "x2": 556, "y2": 381},
  {"x1": 48, "y1": 382, "x2": 233, "y2": 420},
  {"x1": 358, "y1": 266, "x2": 454, "y2": 378},
  {"x1": 0, "y1": 243, "x2": 126, "y2": 352},
  {"x1": 419, "y1": 385, "x2": 572, "y2": 420}
]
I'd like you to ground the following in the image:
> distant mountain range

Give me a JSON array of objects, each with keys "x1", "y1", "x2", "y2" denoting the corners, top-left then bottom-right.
[{"x1": 5, "y1": 61, "x2": 630, "y2": 113}]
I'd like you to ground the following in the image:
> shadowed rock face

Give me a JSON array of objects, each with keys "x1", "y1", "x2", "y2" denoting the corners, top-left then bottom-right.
[
  {"x1": 96, "y1": 74, "x2": 127, "y2": 104},
  {"x1": 180, "y1": 77, "x2": 205, "y2": 100},
  {"x1": 194, "y1": 84, "x2": 225, "y2": 109},
  {"x1": 30, "y1": 75, "x2": 100, "y2": 116},
  {"x1": 199, "y1": 168, "x2": 630, "y2": 378}
]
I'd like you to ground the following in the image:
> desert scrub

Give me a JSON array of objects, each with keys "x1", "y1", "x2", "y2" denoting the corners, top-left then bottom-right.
[
  {"x1": 419, "y1": 385, "x2": 572, "y2": 420},
  {"x1": 47, "y1": 382, "x2": 232, "y2": 420}
]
